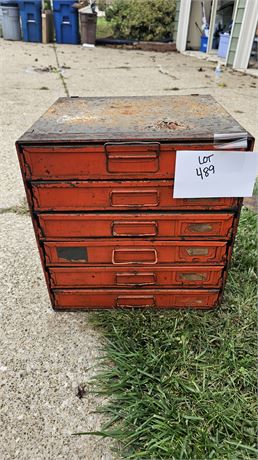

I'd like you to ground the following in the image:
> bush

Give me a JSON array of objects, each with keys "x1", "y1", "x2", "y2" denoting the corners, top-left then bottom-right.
[
  {"x1": 97, "y1": 0, "x2": 111, "y2": 12},
  {"x1": 105, "y1": 0, "x2": 176, "y2": 41}
]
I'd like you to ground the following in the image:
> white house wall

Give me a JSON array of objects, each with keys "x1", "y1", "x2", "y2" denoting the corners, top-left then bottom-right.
[
  {"x1": 176, "y1": 0, "x2": 192, "y2": 52},
  {"x1": 233, "y1": 0, "x2": 258, "y2": 69},
  {"x1": 227, "y1": 0, "x2": 246, "y2": 66},
  {"x1": 173, "y1": 0, "x2": 181, "y2": 43}
]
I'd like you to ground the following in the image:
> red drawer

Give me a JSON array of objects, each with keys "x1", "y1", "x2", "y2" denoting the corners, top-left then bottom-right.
[
  {"x1": 20, "y1": 144, "x2": 218, "y2": 180},
  {"x1": 38, "y1": 212, "x2": 234, "y2": 240},
  {"x1": 53, "y1": 288, "x2": 220, "y2": 310},
  {"x1": 44, "y1": 240, "x2": 227, "y2": 266},
  {"x1": 31, "y1": 181, "x2": 238, "y2": 211},
  {"x1": 49, "y1": 266, "x2": 224, "y2": 288}
]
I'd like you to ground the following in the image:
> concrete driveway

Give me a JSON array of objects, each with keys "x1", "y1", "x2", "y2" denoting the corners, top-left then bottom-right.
[{"x1": 0, "y1": 39, "x2": 257, "y2": 460}]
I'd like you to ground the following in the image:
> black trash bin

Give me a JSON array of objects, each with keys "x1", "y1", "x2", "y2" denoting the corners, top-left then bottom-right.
[{"x1": 80, "y1": 9, "x2": 97, "y2": 45}]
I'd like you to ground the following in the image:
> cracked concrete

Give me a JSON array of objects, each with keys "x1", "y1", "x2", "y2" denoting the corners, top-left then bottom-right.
[{"x1": 0, "y1": 38, "x2": 257, "y2": 460}]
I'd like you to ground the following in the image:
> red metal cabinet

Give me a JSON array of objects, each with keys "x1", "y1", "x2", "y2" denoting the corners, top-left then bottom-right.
[{"x1": 16, "y1": 95, "x2": 254, "y2": 310}]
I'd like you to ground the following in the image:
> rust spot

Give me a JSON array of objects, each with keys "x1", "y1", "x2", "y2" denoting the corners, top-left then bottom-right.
[
  {"x1": 147, "y1": 119, "x2": 187, "y2": 131},
  {"x1": 18, "y1": 95, "x2": 244, "y2": 143}
]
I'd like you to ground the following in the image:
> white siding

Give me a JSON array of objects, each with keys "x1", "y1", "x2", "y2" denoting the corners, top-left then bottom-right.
[{"x1": 227, "y1": 0, "x2": 246, "y2": 66}]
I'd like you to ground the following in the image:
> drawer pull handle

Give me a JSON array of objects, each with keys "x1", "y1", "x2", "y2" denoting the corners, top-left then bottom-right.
[
  {"x1": 112, "y1": 220, "x2": 158, "y2": 237},
  {"x1": 188, "y1": 223, "x2": 213, "y2": 232},
  {"x1": 112, "y1": 248, "x2": 158, "y2": 265},
  {"x1": 116, "y1": 295, "x2": 156, "y2": 308},
  {"x1": 116, "y1": 272, "x2": 157, "y2": 286},
  {"x1": 105, "y1": 142, "x2": 160, "y2": 173},
  {"x1": 108, "y1": 152, "x2": 158, "y2": 160},
  {"x1": 110, "y1": 190, "x2": 160, "y2": 207}
]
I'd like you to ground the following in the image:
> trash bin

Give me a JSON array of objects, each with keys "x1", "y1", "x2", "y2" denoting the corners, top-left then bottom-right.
[
  {"x1": 199, "y1": 35, "x2": 208, "y2": 53},
  {"x1": 218, "y1": 33, "x2": 230, "y2": 58},
  {"x1": 0, "y1": 6, "x2": 3, "y2": 36},
  {"x1": 80, "y1": 10, "x2": 97, "y2": 45},
  {"x1": 42, "y1": 9, "x2": 54, "y2": 44},
  {"x1": 53, "y1": 0, "x2": 79, "y2": 44},
  {"x1": 1, "y1": 4, "x2": 21, "y2": 40},
  {"x1": 18, "y1": 0, "x2": 42, "y2": 42}
]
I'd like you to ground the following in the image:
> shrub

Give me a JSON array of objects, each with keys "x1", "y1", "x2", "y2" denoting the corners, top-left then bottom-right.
[
  {"x1": 97, "y1": 0, "x2": 111, "y2": 12},
  {"x1": 105, "y1": 0, "x2": 176, "y2": 41}
]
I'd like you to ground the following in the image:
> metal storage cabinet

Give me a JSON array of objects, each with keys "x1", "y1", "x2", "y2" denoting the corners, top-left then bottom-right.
[{"x1": 16, "y1": 96, "x2": 254, "y2": 311}]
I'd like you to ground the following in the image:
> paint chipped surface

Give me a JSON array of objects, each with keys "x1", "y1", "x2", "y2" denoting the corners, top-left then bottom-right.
[
  {"x1": 146, "y1": 119, "x2": 187, "y2": 131},
  {"x1": 18, "y1": 95, "x2": 248, "y2": 143}
]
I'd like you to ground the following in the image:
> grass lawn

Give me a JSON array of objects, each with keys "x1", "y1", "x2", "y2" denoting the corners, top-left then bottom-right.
[
  {"x1": 80, "y1": 207, "x2": 257, "y2": 459},
  {"x1": 96, "y1": 17, "x2": 113, "y2": 39}
]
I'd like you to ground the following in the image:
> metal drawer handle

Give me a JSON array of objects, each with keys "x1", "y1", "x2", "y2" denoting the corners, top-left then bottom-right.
[
  {"x1": 116, "y1": 272, "x2": 157, "y2": 286},
  {"x1": 112, "y1": 248, "x2": 158, "y2": 265},
  {"x1": 110, "y1": 190, "x2": 160, "y2": 207},
  {"x1": 105, "y1": 142, "x2": 160, "y2": 173},
  {"x1": 112, "y1": 220, "x2": 158, "y2": 237},
  {"x1": 116, "y1": 295, "x2": 156, "y2": 308},
  {"x1": 105, "y1": 142, "x2": 160, "y2": 157},
  {"x1": 107, "y1": 152, "x2": 158, "y2": 160}
]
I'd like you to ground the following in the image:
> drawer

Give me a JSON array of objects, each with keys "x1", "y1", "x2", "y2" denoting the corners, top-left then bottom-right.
[
  {"x1": 44, "y1": 240, "x2": 228, "y2": 266},
  {"x1": 31, "y1": 181, "x2": 238, "y2": 211},
  {"x1": 38, "y1": 212, "x2": 234, "y2": 240},
  {"x1": 52, "y1": 288, "x2": 220, "y2": 310},
  {"x1": 20, "y1": 143, "x2": 217, "y2": 180},
  {"x1": 49, "y1": 266, "x2": 224, "y2": 288}
]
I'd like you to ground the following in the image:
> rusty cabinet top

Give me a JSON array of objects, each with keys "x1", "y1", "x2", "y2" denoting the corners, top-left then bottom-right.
[{"x1": 17, "y1": 95, "x2": 251, "y2": 144}]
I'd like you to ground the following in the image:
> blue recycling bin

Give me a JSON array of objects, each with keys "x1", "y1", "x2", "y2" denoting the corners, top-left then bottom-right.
[
  {"x1": 18, "y1": 0, "x2": 42, "y2": 42},
  {"x1": 53, "y1": 0, "x2": 79, "y2": 44},
  {"x1": 0, "y1": 1, "x2": 18, "y2": 4},
  {"x1": 200, "y1": 35, "x2": 208, "y2": 52}
]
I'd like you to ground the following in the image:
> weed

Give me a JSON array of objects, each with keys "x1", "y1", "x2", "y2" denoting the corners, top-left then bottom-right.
[{"x1": 0, "y1": 198, "x2": 29, "y2": 215}]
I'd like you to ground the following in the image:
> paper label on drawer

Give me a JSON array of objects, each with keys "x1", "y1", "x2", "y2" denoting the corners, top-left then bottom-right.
[{"x1": 173, "y1": 151, "x2": 257, "y2": 198}]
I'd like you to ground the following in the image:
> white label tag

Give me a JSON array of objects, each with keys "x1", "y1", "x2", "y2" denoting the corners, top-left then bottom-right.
[{"x1": 173, "y1": 151, "x2": 257, "y2": 198}]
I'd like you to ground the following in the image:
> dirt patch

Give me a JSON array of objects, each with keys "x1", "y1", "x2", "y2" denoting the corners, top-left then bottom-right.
[{"x1": 34, "y1": 65, "x2": 58, "y2": 73}]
